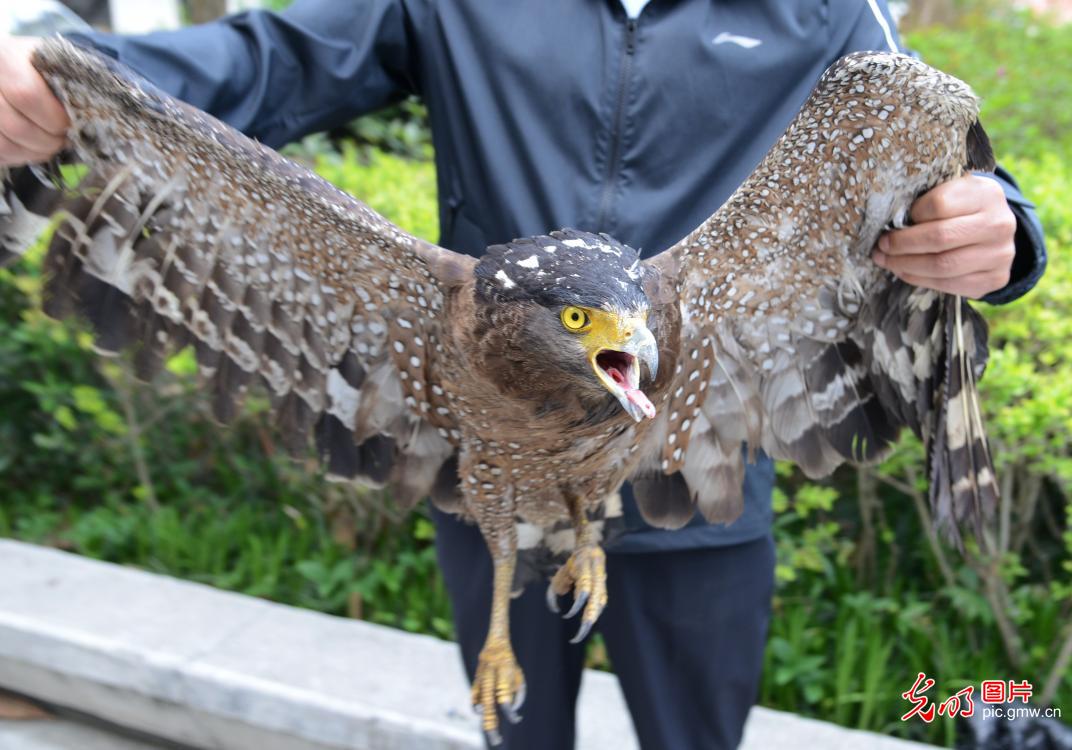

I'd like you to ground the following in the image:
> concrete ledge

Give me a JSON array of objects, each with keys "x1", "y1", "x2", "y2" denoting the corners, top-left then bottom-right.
[
  {"x1": 0, "y1": 715, "x2": 170, "y2": 750},
  {"x1": 0, "y1": 540, "x2": 935, "y2": 749}
]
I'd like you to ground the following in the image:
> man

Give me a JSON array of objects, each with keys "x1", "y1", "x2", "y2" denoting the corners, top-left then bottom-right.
[{"x1": 0, "y1": 1, "x2": 1045, "y2": 747}]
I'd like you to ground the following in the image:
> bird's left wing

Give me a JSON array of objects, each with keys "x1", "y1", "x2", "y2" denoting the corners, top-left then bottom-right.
[
  {"x1": 636, "y1": 53, "x2": 998, "y2": 543},
  {"x1": 1, "y1": 37, "x2": 475, "y2": 505}
]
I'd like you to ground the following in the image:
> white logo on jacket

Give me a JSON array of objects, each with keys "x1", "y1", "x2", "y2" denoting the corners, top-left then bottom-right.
[{"x1": 712, "y1": 32, "x2": 763, "y2": 49}]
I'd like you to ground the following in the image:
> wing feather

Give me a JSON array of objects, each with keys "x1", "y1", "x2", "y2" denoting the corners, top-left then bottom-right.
[
  {"x1": 638, "y1": 52, "x2": 999, "y2": 538},
  {"x1": 1, "y1": 37, "x2": 475, "y2": 506}
]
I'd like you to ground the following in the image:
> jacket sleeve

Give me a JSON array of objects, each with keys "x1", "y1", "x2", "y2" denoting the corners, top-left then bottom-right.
[
  {"x1": 68, "y1": 0, "x2": 418, "y2": 149},
  {"x1": 830, "y1": 0, "x2": 1046, "y2": 305},
  {"x1": 978, "y1": 168, "x2": 1047, "y2": 305}
]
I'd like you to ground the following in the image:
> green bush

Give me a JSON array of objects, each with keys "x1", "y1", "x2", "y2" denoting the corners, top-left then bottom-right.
[
  {"x1": 0, "y1": 11, "x2": 1069, "y2": 747},
  {"x1": 906, "y1": 11, "x2": 1072, "y2": 162}
]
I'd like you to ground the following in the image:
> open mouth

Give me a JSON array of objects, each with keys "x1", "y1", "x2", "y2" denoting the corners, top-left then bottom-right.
[
  {"x1": 593, "y1": 349, "x2": 656, "y2": 421},
  {"x1": 597, "y1": 350, "x2": 637, "y2": 388}
]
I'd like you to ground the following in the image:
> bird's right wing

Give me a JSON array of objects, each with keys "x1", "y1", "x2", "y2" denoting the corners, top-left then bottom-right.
[
  {"x1": 635, "y1": 53, "x2": 998, "y2": 543},
  {"x1": 1, "y1": 37, "x2": 475, "y2": 507}
]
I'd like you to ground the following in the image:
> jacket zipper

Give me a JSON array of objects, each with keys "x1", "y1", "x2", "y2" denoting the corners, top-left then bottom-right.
[{"x1": 596, "y1": 18, "x2": 638, "y2": 231}]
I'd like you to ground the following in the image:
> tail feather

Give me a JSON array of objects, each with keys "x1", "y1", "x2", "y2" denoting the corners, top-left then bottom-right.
[
  {"x1": 630, "y1": 470, "x2": 697, "y2": 529},
  {"x1": 926, "y1": 295, "x2": 998, "y2": 545},
  {"x1": 966, "y1": 119, "x2": 996, "y2": 172}
]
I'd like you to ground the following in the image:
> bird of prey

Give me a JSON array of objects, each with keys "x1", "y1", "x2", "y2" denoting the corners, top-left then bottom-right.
[{"x1": 1, "y1": 38, "x2": 998, "y2": 741}]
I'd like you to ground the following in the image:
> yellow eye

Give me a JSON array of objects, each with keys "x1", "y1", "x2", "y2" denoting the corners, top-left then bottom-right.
[{"x1": 561, "y1": 306, "x2": 591, "y2": 332}]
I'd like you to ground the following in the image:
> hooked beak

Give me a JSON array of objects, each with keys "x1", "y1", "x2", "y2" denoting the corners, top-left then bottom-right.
[{"x1": 589, "y1": 323, "x2": 659, "y2": 422}]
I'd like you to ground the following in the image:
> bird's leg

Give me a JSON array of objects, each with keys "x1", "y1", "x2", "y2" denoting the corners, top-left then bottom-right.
[
  {"x1": 472, "y1": 550, "x2": 524, "y2": 743},
  {"x1": 467, "y1": 486, "x2": 525, "y2": 744},
  {"x1": 548, "y1": 494, "x2": 607, "y2": 643}
]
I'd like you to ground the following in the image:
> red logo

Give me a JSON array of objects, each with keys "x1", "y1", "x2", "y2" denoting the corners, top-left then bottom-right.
[
  {"x1": 1009, "y1": 680, "x2": 1034, "y2": 704},
  {"x1": 901, "y1": 672, "x2": 937, "y2": 723},
  {"x1": 938, "y1": 686, "x2": 975, "y2": 718},
  {"x1": 901, "y1": 674, "x2": 1035, "y2": 722},
  {"x1": 981, "y1": 680, "x2": 1006, "y2": 704}
]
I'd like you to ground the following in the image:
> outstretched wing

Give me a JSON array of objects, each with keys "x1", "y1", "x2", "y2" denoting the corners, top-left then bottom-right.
[
  {"x1": 1, "y1": 37, "x2": 475, "y2": 506},
  {"x1": 636, "y1": 52, "x2": 998, "y2": 543}
]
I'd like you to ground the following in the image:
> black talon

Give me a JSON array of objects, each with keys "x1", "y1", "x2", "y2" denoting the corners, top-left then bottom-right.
[
  {"x1": 503, "y1": 702, "x2": 523, "y2": 725},
  {"x1": 570, "y1": 618, "x2": 595, "y2": 644},
  {"x1": 565, "y1": 590, "x2": 589, "y2": 619},
  {"x1": 545, "y1": 584, "x2": 560, "y2": 613},
  {"x1": 486, "y1": 728, "x2": 503, "y2": 746},
  {"x1": 511, "y1": 681, "x2": 527, "y2": 713}
]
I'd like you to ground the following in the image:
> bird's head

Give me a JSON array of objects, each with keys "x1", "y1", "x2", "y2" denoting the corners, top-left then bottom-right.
[{"x1": 474, "y1": 230, "x2": 659, "y2": 422}]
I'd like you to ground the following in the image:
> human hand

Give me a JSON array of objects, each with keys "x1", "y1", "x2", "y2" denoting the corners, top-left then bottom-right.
[
  {"x1": 0, "y1": 36, "x2": 70, "y2": 166},
  {"x1": 871, "y1": 175, "x2": 1017, "y2": 299}
]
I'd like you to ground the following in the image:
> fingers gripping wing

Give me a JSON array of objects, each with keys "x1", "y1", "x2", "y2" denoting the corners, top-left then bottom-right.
[
  {"x1": 1, "y1": 37, "x2": 474, "y2": 505},
  {"x1": 635, "y1": 53, "x2": 998, "y2": 543}
]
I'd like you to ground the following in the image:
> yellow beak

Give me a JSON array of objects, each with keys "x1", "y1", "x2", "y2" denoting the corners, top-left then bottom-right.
[{"x1": 583, "y1": 312, "x2": 658, "y2": 422}]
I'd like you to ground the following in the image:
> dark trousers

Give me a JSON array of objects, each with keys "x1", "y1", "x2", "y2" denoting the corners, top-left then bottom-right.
[{"x1": 432, "y1": 507, "x2": 776, "y2": 750}]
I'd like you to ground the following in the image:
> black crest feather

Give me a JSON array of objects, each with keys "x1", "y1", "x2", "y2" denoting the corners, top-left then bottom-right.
[{"x1": 475, "y1": 229, "x2": 649, "y2": 311}]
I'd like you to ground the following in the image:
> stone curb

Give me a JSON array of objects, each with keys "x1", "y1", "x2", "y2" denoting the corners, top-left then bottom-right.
[{"x1": 0, "y1": 540, "x2": 935, "y2": 749}]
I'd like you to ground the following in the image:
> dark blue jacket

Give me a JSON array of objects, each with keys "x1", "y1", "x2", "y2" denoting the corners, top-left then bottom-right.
[{"x1": 74, "y1": 0, "x2": 1046, "y2": 552}]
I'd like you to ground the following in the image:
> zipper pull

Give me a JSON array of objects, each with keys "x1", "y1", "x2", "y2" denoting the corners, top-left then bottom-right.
[{"x1": 626, "y1": 20, "x2": 638, "y2": 55}]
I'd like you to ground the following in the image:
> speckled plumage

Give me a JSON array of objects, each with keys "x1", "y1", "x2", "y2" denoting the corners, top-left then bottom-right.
[
  {"x1": 1, "y1": 41, "x2": 998, "y2": 741},
  {"x1": 638, "y1": 52, "x2": 996, "y2": 539}
]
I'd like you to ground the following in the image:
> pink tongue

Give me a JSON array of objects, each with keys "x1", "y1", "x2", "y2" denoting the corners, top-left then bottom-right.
[
  {"x1": 625, "y1": 388, "x2": 656, "y2": 419},
  {"x1": 606, "y1": 365, "x2": 656, "y2": 419}
]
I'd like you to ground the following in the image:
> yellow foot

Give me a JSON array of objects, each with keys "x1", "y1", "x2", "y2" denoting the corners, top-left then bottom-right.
[
  {"x1": 547, "y1": 544, "x2": 608, "y2": 643},
  {"x1": 471, "y1": 638, "x2": 526, "y2": 745}
]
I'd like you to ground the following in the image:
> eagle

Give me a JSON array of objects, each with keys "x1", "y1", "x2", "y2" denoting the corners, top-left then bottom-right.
[{"x1": 1, "y1": 37, "x2": 998, "y2": 741}]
